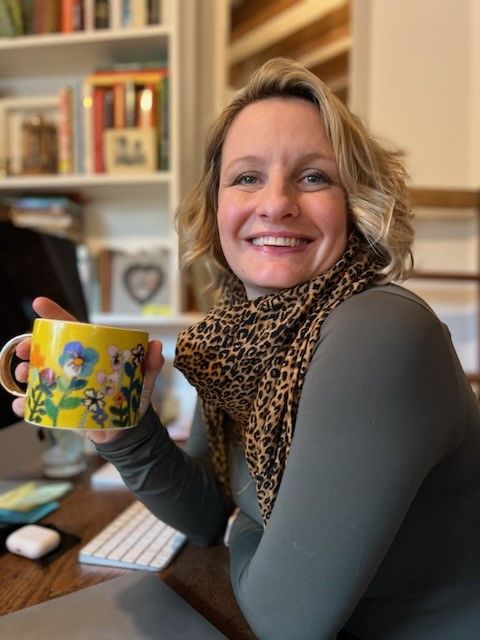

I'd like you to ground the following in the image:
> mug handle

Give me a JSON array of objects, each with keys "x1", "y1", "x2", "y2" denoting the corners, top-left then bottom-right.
[{"x1": 0, "y1": 333, "x2": 31, "y2": 397}]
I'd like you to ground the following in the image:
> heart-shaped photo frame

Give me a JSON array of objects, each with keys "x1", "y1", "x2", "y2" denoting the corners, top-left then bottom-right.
[{"x1": 123, "y1": 263, "x2": 164, "y2": 304}]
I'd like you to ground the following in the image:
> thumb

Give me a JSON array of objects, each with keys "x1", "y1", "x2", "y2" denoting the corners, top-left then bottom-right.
[{"x1": 139, "y1": 340, "x2": 164, "y2": 417}]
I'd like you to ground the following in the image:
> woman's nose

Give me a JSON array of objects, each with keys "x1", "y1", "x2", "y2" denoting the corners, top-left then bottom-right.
[{"x1": 255, "y1": 180, "x2": 299, "y2": 219}]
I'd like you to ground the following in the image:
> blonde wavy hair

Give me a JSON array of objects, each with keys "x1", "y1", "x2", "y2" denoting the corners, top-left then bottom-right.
[{"x1": 177, "y1": 57, "x2": 413, "y2": 288}]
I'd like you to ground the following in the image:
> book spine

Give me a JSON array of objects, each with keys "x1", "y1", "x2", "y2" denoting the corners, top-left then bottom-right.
[
  {"x1": 19, "y1": 0, "x2": 35, "y2": 34},
  {"x1": 113, "y1": 82, "x2": 126, "y2": 128},
  {"x1": 82, "y1": 80, "x2": 93, "y2": 173},
  {"x1": 44, "y1": 0, "x2": 60, "y2": 33},
  {"x1": 124, "y1": 80, "x2": 136, "y2": 128},
  {"x1": 103, "y1": 86, "x2": 114, "y2": 129},
  {"x1": 72, "y1": 0, "x2": 82, "y2": 29},
  {"x1": 6, "y1": 0, "x2": 23, "y2": 34},
  {"x1": 130, "y1": 0, "x2": 147, "y2": 27},
  {"x1": 94, "y1": 0, "x2": 108, "y2": 28},
  {"x1": 83, "y1": 0, "x2": 95, "y2": 30},
  {"x1": 120, "y1": 0, "x2": 130, "y2": 27},
  {"x1": 60, "y1": 0, "x2": 73, "y2": 32},
  {"x1": 159, "y1": 74, "x2": 168, "y2": 170},
  {"x1": 148, "y1": 0, "x2": 160, "y2": 25},
  {"x1": 92, "y1": 85, "x2": 105, "y2": 173},
  {"x1": 0, "y1": 0, "x2": 16, "y2": 37},
  {"x1": 109, "y1": 0, "x2": 121, "y2": 29},
  {"x1": 7, "y1": 111, "x2": 24, "y2": 175},
  {"x1": 57, "y1": 86, "x2": 74, "y2": 174}
]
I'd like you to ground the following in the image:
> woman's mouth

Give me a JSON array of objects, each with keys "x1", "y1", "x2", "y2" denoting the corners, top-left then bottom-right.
[{"x1": 249, "y1": 236, "x2": 310, "y2": 247}]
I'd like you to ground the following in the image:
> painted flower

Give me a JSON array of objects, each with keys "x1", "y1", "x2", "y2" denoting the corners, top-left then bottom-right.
[
  {"x1": 131, "y1": 344, "x2": 146, "y2": 366},
  {"x1": 113, "y1": 391, "x2": 125, "y2": 407},
  {"x1": 30, "y1": 343, "x2": 46, "y2": 369},
  {"x1": 59, "y1": 341, "x2": 99, "y2": 378},
  {"x1": 96, "y1": 370, "x2": 119, "y2": 395},
  {"x1": 82, "y1": 388, "x2": 105, "y2": 413},
  {"x1": 39, "y1": 368, "x2": 56, "y2": 390},
  {"x1": 93, "y1": 408, "x2": 108, "y2": 426},
  {"x1": 108, "y1": 345, "x2": 131, "y2": 371}
]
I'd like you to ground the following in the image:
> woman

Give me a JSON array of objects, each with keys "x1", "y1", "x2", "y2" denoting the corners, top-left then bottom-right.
[{"x1": 13, "y1": 58, "x2": 480, "y2": 639}]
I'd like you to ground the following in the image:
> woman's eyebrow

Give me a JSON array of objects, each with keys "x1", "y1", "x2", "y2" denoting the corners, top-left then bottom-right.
[
  {"x1": 223, "y1": 155, "x2": 262, "y2": 173},
  {"x1": 223, "y1": 152, "x2": 336, "y2": 173}
]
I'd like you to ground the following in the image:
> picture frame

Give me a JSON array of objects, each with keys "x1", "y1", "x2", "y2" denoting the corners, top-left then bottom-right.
[
  {"x1": 108, "y1": 247, "x2": 171, "y2": 315},
  {"x1": 103, "y1": 127, "x2": 157, "y2": 174},
  {"x1": 0, "y1": 95, "x2": 59, "y2": 177}
]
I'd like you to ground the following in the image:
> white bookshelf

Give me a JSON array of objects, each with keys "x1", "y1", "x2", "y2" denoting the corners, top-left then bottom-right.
[
  {"x1": 0, "y1": 1, "x2": 230, "y2": 424},
  {"x1": 0, "y1": 26, "x2": 171, "y2": 77},
  {"x1": 0, "y1": 7, "x2": 184, "y2": 316}
]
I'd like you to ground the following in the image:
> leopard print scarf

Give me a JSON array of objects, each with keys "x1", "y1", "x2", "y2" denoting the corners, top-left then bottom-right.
[{"x1": 174, "y1": 233, "x2": 381, "y2": 524}]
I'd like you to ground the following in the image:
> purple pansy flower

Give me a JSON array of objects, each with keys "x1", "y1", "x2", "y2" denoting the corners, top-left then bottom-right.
[{"x1": 59, "y1": 341, "x2": 99, "y2": 378}]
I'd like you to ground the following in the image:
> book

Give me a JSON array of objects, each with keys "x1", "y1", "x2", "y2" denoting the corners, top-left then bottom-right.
[
  {"x1": 94, "y1": 0, "x2": 108, "y2": 29},
  {"x1": 148, "y1": 0, "x2": 160, "y2": 25},
  {"x1": 83, "y1": 0, "x2": 94, "y2": 30},
  {"x1": 19, "y1": 0, "x2": 35, "y2": 33},
  {"x1": 0, "y1": 0, "x2": 16, "y2": 36},
  {"x1": 92, "y1": 85, "x2": 105, "y2": 172},
  {"x1": 57, "y1": 86, "x2": 75, "y2": 174},
  {"x1": 109, "y1": 0, "x2": 122, "y2": 29},
  {"x1": 43, "y1": 0, "x2": 60, "y2": 33},
  {"x1": 97, "y1": 248, "x2": 113, "y2": 312},
  {"x1": 113, "y1": 82, "x2": 126, "y2": 128},
  {"x1": 130, "y1": 0, "x2": 148, "y2": 27},
  {"x1": 7, "y1": 194, "x2": 84, "y2": 241},
  {"x1": 60, "y1": 0, "x2": 83, "y2": 32},
  {"x1": 6, "y1": 0, "x2": 23, "y2": 34}
]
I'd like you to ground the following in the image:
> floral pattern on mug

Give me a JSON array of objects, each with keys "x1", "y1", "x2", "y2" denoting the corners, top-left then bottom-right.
[{"x1": 26, "y1": 341, "x2": 146, "y2": 429}]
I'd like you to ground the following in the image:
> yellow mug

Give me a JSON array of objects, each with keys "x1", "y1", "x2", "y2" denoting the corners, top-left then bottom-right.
[{"x1": 0, "y1": 318, "x2": 149, "y2": 431}]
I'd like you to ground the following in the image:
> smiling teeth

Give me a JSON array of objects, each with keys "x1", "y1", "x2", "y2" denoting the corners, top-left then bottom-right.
[{"x1": 251, "y1": 236, "x2": 308, "y2": 247}]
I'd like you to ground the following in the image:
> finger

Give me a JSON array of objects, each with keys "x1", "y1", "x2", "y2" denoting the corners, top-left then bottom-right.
[
  {"x1": 32, "y1": 296, "x2": 77, "y2": 322},
  {"x1": 12, "y1": 396, "x2": 25, "y2": 417},
  {"x1": 15, "y1": 337, "x2": 32, "y2": 360},
  {"x1": 14, "y1": 362, "x2": 29, "y2": 384},
  {"x1": 145, "y1": 340, "x2": 164, "y2": 372},
  {"x1": 139, "y1": 340, "x2": 164, "y2": 417}
]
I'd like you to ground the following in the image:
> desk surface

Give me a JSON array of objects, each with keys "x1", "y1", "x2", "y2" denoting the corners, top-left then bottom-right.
[{"x1": 0, "y1": 424, "x2": 255, "y2": 640}]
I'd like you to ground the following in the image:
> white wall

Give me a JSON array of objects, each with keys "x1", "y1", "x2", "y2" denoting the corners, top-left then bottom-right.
[
  {"x1": 352, "y1": 0, "x2": 476, "y2": 188},
  {"x1": 351, "y1": 0, "x2": 480, "y2": 373}
]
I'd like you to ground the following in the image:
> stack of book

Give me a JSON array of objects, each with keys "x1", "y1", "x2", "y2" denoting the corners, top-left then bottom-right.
[
  {"x1": 0, "y1": 0, "x2": 161, "y2": 37},
  {"x1": 3, "y1": 194, "x2": 84, "y2": 241},
  {"x1": 83, "y1": 64, "x2": 169, "y2": 173}
]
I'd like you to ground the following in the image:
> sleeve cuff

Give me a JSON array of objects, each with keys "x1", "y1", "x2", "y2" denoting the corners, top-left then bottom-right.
[{"x1": 223, "y1": 507, "x2": 241, "y2": 546}]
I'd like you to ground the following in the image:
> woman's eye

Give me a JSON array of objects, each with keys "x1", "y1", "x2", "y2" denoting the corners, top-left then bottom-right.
[
  {"x1": 301, "y1": 171, "x2": 331, "y2": 186},
  {"x1": 234, "y1": 174, "x2": 258, "y2": 186}
]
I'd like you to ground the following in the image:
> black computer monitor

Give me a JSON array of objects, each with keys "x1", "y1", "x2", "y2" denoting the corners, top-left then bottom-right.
[{"x1": 0, "y1": 222, "x2": 89, "y2": 427}]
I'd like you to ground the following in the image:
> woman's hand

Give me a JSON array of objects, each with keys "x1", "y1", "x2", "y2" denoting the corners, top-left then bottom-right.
[
  {"x1": 12, "y1": 296, "x2": 164, "y2": 445},
  {"x1": 12, "y1": 297, "x2": 76, "y2": 418}
]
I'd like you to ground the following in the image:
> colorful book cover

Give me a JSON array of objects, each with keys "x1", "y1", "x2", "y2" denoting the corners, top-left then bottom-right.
[{"x1": 0, "y1": 0, "x2": 16, "y2": 36}]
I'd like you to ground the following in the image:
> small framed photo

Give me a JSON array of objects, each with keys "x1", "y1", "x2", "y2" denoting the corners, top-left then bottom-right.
[
  {"x1": 104, "y1": 127, "x2": 157, "y2": 174},
  {"x1": 109, "y1": 247, "x2": 171, "y2": 315},
  {"x1": 0, "y1": 95, "x2": 59, "y2": 177}
]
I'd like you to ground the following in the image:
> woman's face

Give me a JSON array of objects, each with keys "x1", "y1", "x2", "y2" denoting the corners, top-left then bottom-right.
[{"x1": 217, "y1": 97, "x2": 348, "y2": 299}]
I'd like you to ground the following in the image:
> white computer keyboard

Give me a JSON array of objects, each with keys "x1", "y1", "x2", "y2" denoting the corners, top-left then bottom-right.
[{"x1": 78, "y1": 500, "x2": 187, "y2": 571}]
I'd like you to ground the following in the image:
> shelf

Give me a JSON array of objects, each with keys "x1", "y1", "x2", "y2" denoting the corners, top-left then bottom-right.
[
  {"x1": 410, "y1": 271, "x2": 480, "y2": 283},
  {"x1": 0, "y1": 172, "x2": 173, "y2": 192},
  {"x1": 0, "y1": 26, "x2": 171, "y2": 78}
]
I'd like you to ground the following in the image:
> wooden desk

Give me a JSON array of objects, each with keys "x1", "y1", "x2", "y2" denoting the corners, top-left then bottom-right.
[{"x1": 0, "y1": 431, "x2": 256, "y2": 640}]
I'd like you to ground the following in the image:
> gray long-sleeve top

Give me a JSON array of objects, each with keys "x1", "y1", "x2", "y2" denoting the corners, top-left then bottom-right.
[{"x1": 96, "y1": 284, "x2": 480, "y2": 640}]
